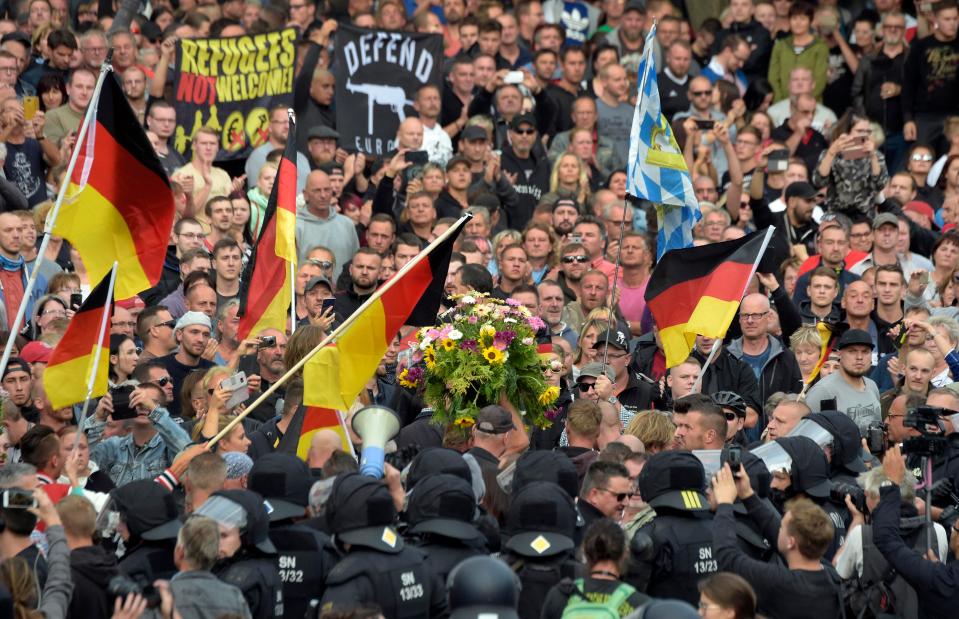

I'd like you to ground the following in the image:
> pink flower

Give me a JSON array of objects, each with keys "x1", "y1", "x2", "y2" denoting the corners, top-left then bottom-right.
[
  {"x1": 528, "y1": 316, "x2": 546, "y2": 331},
  {"x1": 468, "y1": 315, "x2": 479, "y2": 324},
  {"x1": 505, "y1": 298, "x2": 521, "y2": 307}
]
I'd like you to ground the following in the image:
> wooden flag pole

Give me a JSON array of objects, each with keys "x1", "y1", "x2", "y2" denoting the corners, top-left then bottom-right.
[
  {"x1": 0, "y1": 57, "x2": 113, "y2": 380},
  {"x1": 205, "y1": 212, "x2": 472, "y2": 447}
]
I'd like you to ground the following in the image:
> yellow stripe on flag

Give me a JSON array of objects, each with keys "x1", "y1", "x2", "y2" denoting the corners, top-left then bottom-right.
[
  {"x1": 657, "y1": 296, "x2": 741, "y2": 367},
  {"x1": 275, "y1": 207, "x2": 296, "y2": 264},
  {"x1": 304, "y1": 299, "x2": 388, "y2": 410},
  {"x1": 43, "y1": 347, "x2": 109, "y2": 410},
  {"x1": 244, "y1": 270, "x2": 291, "y2": 337},
  {"x1": 54, "y1": 184, "x2": 151, "y2": 299}
]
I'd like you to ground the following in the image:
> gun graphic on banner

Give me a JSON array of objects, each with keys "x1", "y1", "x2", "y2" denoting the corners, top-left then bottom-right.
[{"x1": 346, "y1": 80, "x2": 414, "y2": 134}]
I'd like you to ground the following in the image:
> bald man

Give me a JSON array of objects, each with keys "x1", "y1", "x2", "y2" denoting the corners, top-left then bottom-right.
[
  {"x1": 395, "y1": 117, "x2": 425, "y2": 152},
  {"x1": 727, "y1": 292, "x2": 803, "y2": 410},
  {"x1": 613, "y1": 434, "x2": 645, "y2": 453},
  {"x1": 307, "y1": 429, "x2": 344, "y2": 469}
]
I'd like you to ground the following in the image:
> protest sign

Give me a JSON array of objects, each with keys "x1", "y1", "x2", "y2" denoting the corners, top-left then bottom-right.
[
  {"x1": 333, "y1": 25, "x2": 443, "y2": 156},
  {"x1": 172, "y1": 29, "x2": 297, "y2": 161}
]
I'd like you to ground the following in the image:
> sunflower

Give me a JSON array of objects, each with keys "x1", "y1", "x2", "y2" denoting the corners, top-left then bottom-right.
[
  {"x1": 454, "y1": 417, "x2": 475, "y2": 427},
  {"x1": 538, "y1": 385, "x2": 560, "y2": 405},
  {"x1": 424, "y1": 345, "x2": 436, "y2": 369},
  {"x1": 398, "y1": 368, "x2": 418, "y2": 389},
  {"x1": 482, "y1": 346, "x2": 505, "y2": 365},
  {"x1": 440, "y1": 338, "x2": 457, "y2": 352},
  {"x1": 479, "y1": 324, "x2": 496, "y2": 343}
]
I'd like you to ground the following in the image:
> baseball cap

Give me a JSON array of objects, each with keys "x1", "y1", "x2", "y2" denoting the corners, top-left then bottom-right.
[
  {"x1": 475, "y1": 405, "x2": 515, "y2": 435},
  {"x1": 836, "y1": 328, "x2": 874, "y2": 350},
  {"x1": 904, "y1": 200, "x2": 935, "y2": 223},
  {"x1": 116, "y1": 296, "x2": 145, "y2": 311},
  {"x1": 175, "y1": 311, "x2": 212, "y2": 332},
  {"x1": 446, "y1": 154, "x2": 471, "y2": 171},
  {"x1": 509, "y1": 113, "x2": 536, "y2": 131},
  {"x1": 873, "y1": 212, "x2": 899, "y2": 229},
  {"x1": 784, "y1": 181, "x2": 817, "y2": 200},
  {"x1": 461, "y1": 125, "x2": 488, "y2": 142},
  {"x1": 304, "y1": 276, "x2": 333, "y2": 293},
  {"x1": 577, "y1": 362, "x2": 614, "y2": 382},
  {"x1": 551, "y1": 197, "x2": 580, "y2": 213},
  {"x1": 1, "y1": 358, "x2": 30, "y2": 380},
  {"x1": 307, "y1": 125, "x2": 339, "y2": 141},
  {"x1": 592, "y1": 328, "x2": 629, "y2": 352},
  {"x1": 19, "y1": 342, "x2": 51, "y2": 365}
]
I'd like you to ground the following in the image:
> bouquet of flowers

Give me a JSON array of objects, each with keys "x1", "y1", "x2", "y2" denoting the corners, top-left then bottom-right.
[{"x1": 398, "y1": 293, "x2": 560, "y2": 429}]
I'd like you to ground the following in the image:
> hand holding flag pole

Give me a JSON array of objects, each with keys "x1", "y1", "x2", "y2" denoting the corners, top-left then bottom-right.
[
  {"x1": 0, "y1": 54, "x2": 113, "y2": 380},
  {"x1": 206, "y1": 212, "x2": 473, "y2": 447}
]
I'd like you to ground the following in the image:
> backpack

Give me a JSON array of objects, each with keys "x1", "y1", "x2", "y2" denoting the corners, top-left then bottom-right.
[
  {"x1": 561, "y1": 578, "x2": 635, "y2": 619},
  {"x1": 841, "y1": 520, "x2": 929, "y2": 619}
]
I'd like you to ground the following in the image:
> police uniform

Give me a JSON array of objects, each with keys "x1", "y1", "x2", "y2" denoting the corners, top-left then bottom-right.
[
  {"x1": 320, "y1": 472, "x2": 447, "y2": 618},
  {"x1": 500, "y1": 481, "x2": 582, "y2": 619},
  {"x1": 447, "y1": 555, "x2": 522, "y2": 618},
  {"x1": 248, "y1": 454, "x2": 332, "y2": 619},
  {"x1": 628, "y1": 451, "x2": 717, "y2": 604},
  {"x1": 405, "y1": 473, "x2": 487, "y2": 584},
  {"x1": 111, "y1": 481, "x2": 182, "y2": 584},
  {"x1": 196, "y1": 490, "x2": 284, "y2": 619}
]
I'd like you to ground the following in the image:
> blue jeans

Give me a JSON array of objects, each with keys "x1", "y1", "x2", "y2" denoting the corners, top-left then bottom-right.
[{"x1": 883, "y1": 131, "x2": 907, "y2": 175}]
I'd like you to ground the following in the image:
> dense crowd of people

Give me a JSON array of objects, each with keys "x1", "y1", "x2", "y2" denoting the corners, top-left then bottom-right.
[{"x1": 0, "y1": 0, "x2": 957, "y2": 617}]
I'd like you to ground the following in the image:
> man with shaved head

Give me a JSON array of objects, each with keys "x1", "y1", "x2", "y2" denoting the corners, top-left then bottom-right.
[{"x1": 727, "y1": 291, "x2": 804, "y2": 406}]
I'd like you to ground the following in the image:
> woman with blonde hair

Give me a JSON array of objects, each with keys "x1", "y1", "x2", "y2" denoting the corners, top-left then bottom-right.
[
  {"x1": 190, "y1": 366, "x2": 252, "y2": 453},
  {"x1": 789, "y1": 325, "x2": 823, "y2": 385},
  {"x1": 572, "y1": 314, "x2": 611, "y2": 380},
  {"x1": 624, "y1": 410, "x2": 676, "y2": 453},
  {"x1": 550, "y1": 152, "x2": 591, "y2": 205}
]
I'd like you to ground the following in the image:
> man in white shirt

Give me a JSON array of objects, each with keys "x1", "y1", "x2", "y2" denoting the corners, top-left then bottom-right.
[{"x1": 413, "y1": 84, "x2": 453, "y2": 166}]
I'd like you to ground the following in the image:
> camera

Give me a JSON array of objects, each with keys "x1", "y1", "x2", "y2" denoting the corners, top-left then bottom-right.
[
  {"x1": 110, "y1": 384, "x2": 137, "y2": 421},
  {"x1": 2, "y1": 488, "x2": 36, "y2": 509},
  {"x1": 830, "y1": 482, "x2": 866, "y2": 513},
  {"x1": 108, "y1": 575, "x2": 159, "y2": 607},
  {"x1": 902, "y1": 407, "x2": 950, "y2": 457},
  {"x1": 866, "y1": 424, "x2": 887, "y2": 456},
  {"x1": 721, "y1": 445, "x2": 742, "y2": 478},
  {"x1": 257, "y1": 336, "x2": 276, "y2": 349}
]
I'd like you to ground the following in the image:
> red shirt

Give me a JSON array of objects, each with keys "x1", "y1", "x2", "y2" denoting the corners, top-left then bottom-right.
[{"x1": 0, "y1": 268, "x2": 24, "y2": 329}]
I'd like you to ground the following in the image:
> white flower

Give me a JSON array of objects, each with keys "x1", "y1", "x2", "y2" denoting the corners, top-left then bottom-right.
[
  {"x1": 448, "y1": 329, "x2": 464, "y2": 340},
  {"x1": 504, "y1": 317, "x2": 518, "y2": 323},
  {"x1": 461, "y1": 295, "x2": 476, "y2": 304},
  {"x1": 522, "y1": 337, "x2": 534, "y2": 346},
  {"x1": 419, "y1": 337, "x2": 433, "y2": 350}
]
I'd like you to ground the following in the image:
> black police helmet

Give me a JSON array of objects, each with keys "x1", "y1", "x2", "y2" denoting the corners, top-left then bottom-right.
[
  {"x1": 447, "y1": 556, "x2": 520, "y2": 619},
  {"x1": 807, "y1": 411, "x2": 868, "y2": 473},
  {"x1": 625, "y1": 599, "x2": 700, "y2": 619},
  {"x1": 111, "y1": 480, "x2": 181, "y2": 541},
  {"x1": 637, "y1": 451, "x2": 709, "y2": 512},
  {"x1": 325, "y1": 472, "x2": 403, "y2": 553},
  {"x1": 510, "y1": 450, "x2": 580, "y2": 499},
  {"x1": 248, "y1": 453, "x2": 313, "y2": 521},
  {"x1": 504, "y1": 481, "x2": 576, "y2": 558},
  {"x1": 774, "y1": 436, "x2": 832, "y2": 499},
  {"x1": 407, "y1": 473, "x2": 481, "y2": 541},
  {"x1": 206, "y1": 489, "x2": 276, "y2": 554},
  {"x1": 711, "y1": 391, "x2": 747, "y2": 417},
  {"x1": 406, "y1": 447, "x2": 472, "y2": 490}
]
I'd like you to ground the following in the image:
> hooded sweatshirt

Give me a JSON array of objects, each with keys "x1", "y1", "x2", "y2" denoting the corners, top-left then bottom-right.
[
  {"x1": 68, "y1": 545, "x2": 119, "y2": 619},
  {"x1": 294, "y1": 205, "x2": 359, "y2": 282}
]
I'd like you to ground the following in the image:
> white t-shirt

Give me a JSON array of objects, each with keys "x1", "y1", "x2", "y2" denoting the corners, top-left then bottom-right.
[{"x1": 835, "y1": 521, "x2": 949, "y2": 579}]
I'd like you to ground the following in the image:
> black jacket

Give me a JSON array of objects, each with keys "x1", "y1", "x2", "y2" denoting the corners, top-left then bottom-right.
[
  {"x1": 692, "y1": 347, "x2": 762, "y2": 412},
  {"x1": 499, "y1": 144, "x2": 552, "y2": 230},
  {"x1": 68, "y1": 545, "x2": 119, "y2": 619},
  {"x1": 141, "y1": 245, "x2": 181, "y2": 306},
  {"x1": 713, "y1": 19, "x2": 772, "y2": 80},
  {"x1": 726, "y1": 335, "x2": 803, "y2": 412}
]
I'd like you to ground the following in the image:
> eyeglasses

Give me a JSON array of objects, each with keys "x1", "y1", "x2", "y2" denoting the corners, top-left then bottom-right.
[
  {"x1": 577, "y1": 381, "x2": 597, "y2": 392},
  {"x1": 690, "y1": 90, "x2": 712, "y2": 97},
  {"x1": 308, "y1": 259, "x2": 334, "y2": 270},
  {"x1": 604, "y1": 352, "x2": 627, "y2": 360},
  {"x1": 179, "y1": 232, "x2": 206, "y2": 239},
  {"x1": 157, "y1": 320, "x2": 177, "y2": 329},
  {"x1": 157, "y1": 377, "x2": 172, "y2": 387},
  {"x1": 135, "y1": 347, "x2": 143, "y2": 356},
  {"x1": 562, "y1": 255, "x2": 590, "y2": 264},
  {"x1": 741, "y1": 311, "x2": 768, "y2": 322},
  {"x1": 598, "y1": 488, "x2": 629, "y2": 502},
  {"x1": 42, "y1": 309, "x2": 66, "y2": 317},
  {"x1": 911, "y1": 154, "x2": 934, "y2": 162},
  {"x1": 512, "y1": 128, "x2": 536, "y2": 135}
]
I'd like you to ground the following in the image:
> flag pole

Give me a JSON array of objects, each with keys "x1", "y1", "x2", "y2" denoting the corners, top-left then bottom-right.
[
  {"x1": 206, "y1": 212, "x2": 473, "y2": 447},
  {"x1": 690, "y1": 226, "x2": 775, "y2": 393},
  {"x1": 75, "y1": 262, "x2": 118, "y2": 431},
  {"x1": 287, "y1": 108, "x2": 298, "y2": 334},
  {"x1": 603, "y1": 20, "x2": 656, "y2": 367},
  {"x1": 0, "y1": 56, "x2": 113, "y2": 380}
]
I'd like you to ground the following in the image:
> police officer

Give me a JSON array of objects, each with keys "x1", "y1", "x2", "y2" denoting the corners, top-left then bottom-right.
[
  {"x1": 628, "y1": 451, "x2": 716, "y2": 604},
  {"x1": 110, "y1": 480, "x2": 183, "y2": 585},
  {"x1": 405, "y1": 473, "x2": 487, "y2": 584},
  {"x1": 405, "y1": 447, "x2": 474, "y2": 490},
  {"x1": 802, "y1": 411, "x2": 870, "y2": 483},
  {"x1": 194, "y1": 489, "x2": 284, "y2": 619},
  {"x1": 247, "y1": 453, "x2": 331, "y2": 619},
  {"x1": 768, "y1": 436, "x2": 848, "y2": 561},
  {"x1": 501, "y1": 481, "x2": 581, "y2": 619},
  {"x1": 448, "y1": 555, "x2": 521, "y2": 619},
  {"x1": 320, "y1": 472, "x2": 447, "y2": 617}
]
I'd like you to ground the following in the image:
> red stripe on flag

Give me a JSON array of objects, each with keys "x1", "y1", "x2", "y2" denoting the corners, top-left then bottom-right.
[
  {"x1": 301, "y1": 406, "x2": 341, "y2": 433},
  {"x1": 647, "y1": 261, "x2": 755, "y2": 330}
]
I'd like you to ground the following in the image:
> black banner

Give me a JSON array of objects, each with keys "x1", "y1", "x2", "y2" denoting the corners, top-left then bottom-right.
[{"x1": 333, "y1": 25, "x2": 443, "y2": 156}]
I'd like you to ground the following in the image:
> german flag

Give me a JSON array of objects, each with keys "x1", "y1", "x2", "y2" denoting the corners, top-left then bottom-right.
[
  {"x1": 277, "y1": 405, "x2": 354, "y2": 461},
  {"x1": 806, "y1": 321, "x2": 845, "y2": 385},
  {"x1": 43, "y1": 271, "x2": 114, "y2": 409},
  {"x1": 52, "y1": 74, "x2": 174, "y2": 300},
  {"x1": 237, "y1": 114, "x2": 297, "y2": 341},
  {"x1": 303, "y1": 215, "x2": 468, "y2": 410},
  {"x1": 645, "y1": 228, "x2": 773, "y2": 368}
]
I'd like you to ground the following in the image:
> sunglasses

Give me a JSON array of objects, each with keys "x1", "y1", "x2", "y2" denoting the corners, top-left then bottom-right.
[
  {"x1": 598, "y1": 488, "x2": 630, "y2": 502},
  {"x1": 157, "y1": 376, "x2": 171, "y2": 387},
  {"x1": 691, "y1": 90, "x2": 712, "y2": 97},
  {"x1": 724, "y1": 411, "x2": 738, "y2": 421},
  {"x1": 562, "y1": 255, "x2": 590, "y2": 264},
  {"x1": 157, "y1": 320, "x2": 177, "y2": 329},
  {"x1": 577, "y1": 381, "x2": 597, "y2": 392},
  {"x1": 911, "y1": 154, "x2": 934, "y2": 162},
  {"x1": 512, "y1": 128, "x2": 536, "y2": 135},
  {"x1": 308, "y1": 259, "x2": 334, "y2": 270}
]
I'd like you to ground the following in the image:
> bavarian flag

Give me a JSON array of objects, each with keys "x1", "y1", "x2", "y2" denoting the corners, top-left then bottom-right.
[
  {"x1": 53, "y1": 73, "x2": 174, "y2": 300},
  {"x1": 43, "y1": 270, "x2": 115, "y2": 409},
  {"x1": 303, "y1": 214, "x2": 468, "y2": 410},
  {"x1": 645, "y1": 228, "x2": 773, "y2": 368},
  {"x1": 237, "y1": 113, "x2": 297, "y2": 341}
]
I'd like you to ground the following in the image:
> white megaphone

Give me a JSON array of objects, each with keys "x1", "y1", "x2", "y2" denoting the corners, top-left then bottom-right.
[{"x1": 351, "y1": 405, "x2": 401, "y2": 478}]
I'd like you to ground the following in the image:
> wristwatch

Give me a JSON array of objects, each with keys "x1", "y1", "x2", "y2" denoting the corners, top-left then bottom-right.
[{"x1": 607, "y1": 396, "x2": 619, "y2": 406}]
